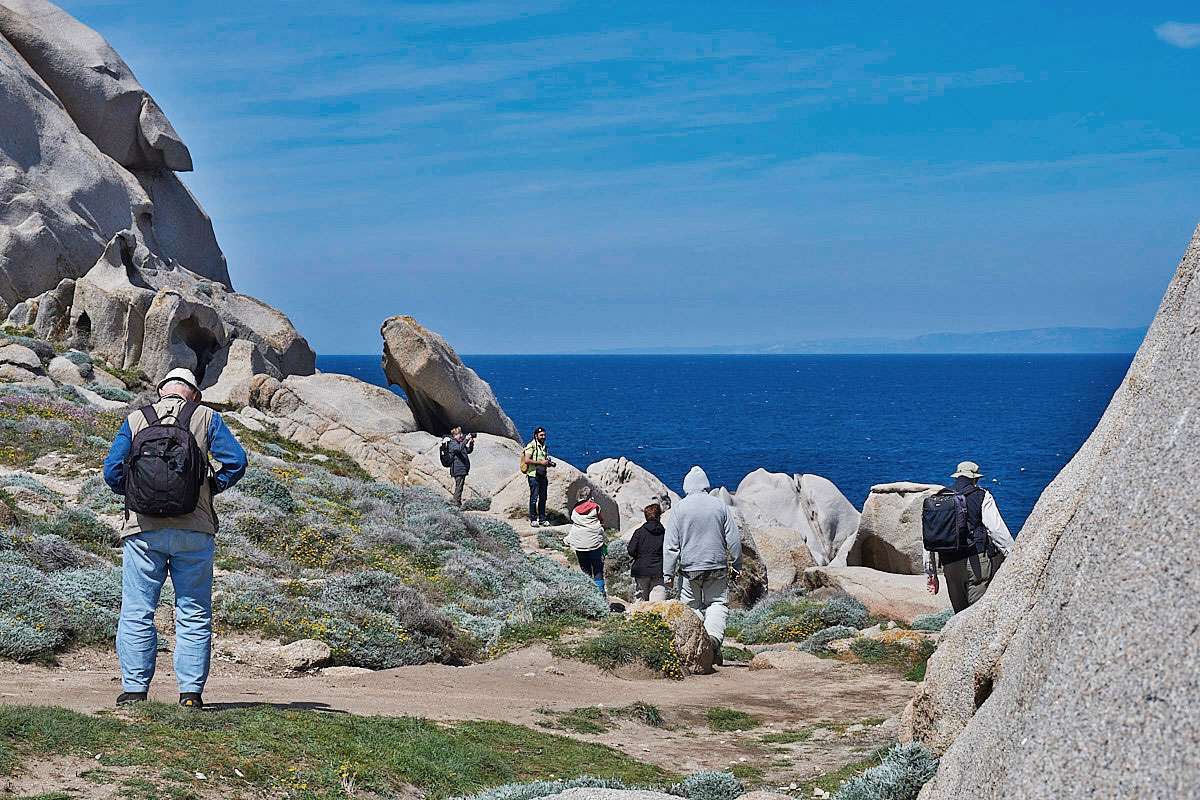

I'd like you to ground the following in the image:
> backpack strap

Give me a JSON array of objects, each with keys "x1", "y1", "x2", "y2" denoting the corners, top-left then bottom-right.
[
  {"x1": 175, "y1": 400, "x2": 200, "y2": 431},
  {"x1": 139, "y1": 404, "x2": 160, "y2": 427}
]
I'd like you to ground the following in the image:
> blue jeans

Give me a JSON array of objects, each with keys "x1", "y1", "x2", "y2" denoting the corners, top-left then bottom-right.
[
  {"x1": 528, "y1": 474, "x2": 548, "y2": 523},
  {"x1": 117, "y1": 529, "x2": 215, "y2": 694}
]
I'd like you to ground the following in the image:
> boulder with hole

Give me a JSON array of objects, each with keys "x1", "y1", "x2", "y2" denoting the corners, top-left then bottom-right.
[{"x1": 847, "y1": 482, "x2": 943, "y2": 575}]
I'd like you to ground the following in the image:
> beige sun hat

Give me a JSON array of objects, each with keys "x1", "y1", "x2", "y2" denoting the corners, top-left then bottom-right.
[
  {"x1": 952, "y1": 460, "x2": 982, "y2": 479},
  {"x1": 157, "y1": 367, "x2": 202, "y2": 400}
]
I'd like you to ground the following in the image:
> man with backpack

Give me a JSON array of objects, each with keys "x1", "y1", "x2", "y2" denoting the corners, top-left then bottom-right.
[
  {"x1": 923, "y1": 461, "x2": 1014, "y2": 613},
  {"x1": 440, "y1": 427, "x2": 475, "y2": 506},
  {"x1": 103, "y1": 367, "x2": 247, "y2": 709}
]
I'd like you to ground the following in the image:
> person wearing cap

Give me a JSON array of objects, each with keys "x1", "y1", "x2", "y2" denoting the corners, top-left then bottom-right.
[
  {"x1": 520, "y1": 426, "x2": 555, "y2": 527},
  {"x1": 924, "y1": 461, "x2": 1014, "y2": 613},
  {"x1": 102, "y1": 367, "x2": 248, "y2": 709}
]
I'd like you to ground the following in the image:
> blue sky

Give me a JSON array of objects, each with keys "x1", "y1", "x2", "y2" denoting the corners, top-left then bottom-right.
[{"x1": 63, "y1": 1, "x2": 1200, "y2": 353}]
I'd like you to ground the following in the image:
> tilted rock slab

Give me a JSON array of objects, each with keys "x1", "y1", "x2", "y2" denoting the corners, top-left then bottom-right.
[
  {"x1": 626, "y1": 599, "x2": 715, "y2": 676},
  {"x1": 0, "y1": 0, "x2": 230, "y2": 303},
  {"x1": 847, "y1": 481, "x2": 942, "y2": 575},
  {"x1": 380, "y1": 315, "x2": 518, "y2": 440},
  {"x1": 903, "y1": 223, "x2": 1200, "y2": 800},
  {"x1": 733, "y1": 469, "x2": 861, "y2": 568},
  {"x1": 250, "y1": 373, "x2": 433, "y2": 483},
  {"x1": 586, "y1": 456, "x2": 679, "y2": 533}
]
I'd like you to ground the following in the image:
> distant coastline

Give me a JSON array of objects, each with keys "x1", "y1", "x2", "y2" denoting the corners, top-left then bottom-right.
[{"x1": 580, "y1": 326, "x2": 1147, "y2": 356}]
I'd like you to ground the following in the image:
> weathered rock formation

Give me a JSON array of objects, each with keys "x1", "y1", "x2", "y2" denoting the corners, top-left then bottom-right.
[
  {"x1": 0, "y1": 0, "x2": 229, "y2": 313},
  {"x1": 753, "y1": 526, "x2": 817, "y2": 591},
  {"x1": 249, "y1": 373, "x2": 433, "y2": 483},
  {"x1": 627, "y1": 599, "x2": 715, "y2": 676},
  {"x1": 903, "y1": 224, "x2": 1200, "y2": 800},
  {"x1": 381, "y1": 315, "x2": 519, "y2": 441},
  {"x1": 733, "y1": 470, "x2": 861, "y2": 567},
  {"x1": 803, "y1": 566, "x2": 948, "y2": 625},
  {"x1": 586, "y1": 457, "x2": 679, "y2": 532},
  {"x1": 848, "y1": 482, "x2": 942, "y2": 575}
]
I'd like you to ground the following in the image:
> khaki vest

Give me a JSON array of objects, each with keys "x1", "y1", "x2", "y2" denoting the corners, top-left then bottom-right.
[{"x1": 122, "y1": 396, "x2": 217, "y2": 537}]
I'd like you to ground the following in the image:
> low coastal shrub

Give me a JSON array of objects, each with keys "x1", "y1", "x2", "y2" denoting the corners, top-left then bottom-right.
[
  {"x1": 670, "y1": 771, "x2": 745, "y2": 800},
  {"x1": 84, "y1": 383, "x2": 133, "y2": 403},
  {"x1": 911, "y1": 609, "x2": 953, "y2": 632},
  {"x1": 833, "y1": 742, "x2": 938, "y2": 800},
  {"x1": 1, "y1": 335, "x2": 53, "y2": 362},
  {"x1": 798, "y1": 625, "x2": 858, "y2": 654},
  {"x1": 727, "y1": 589, "x2": 868, "y2": 644},
  {"x1": 0, "y1": 563, "x2": 122, "y2": 659},
  {"x1": 0, "y1": 387, "x2": 122, "y2": 466},
  {"x1": 462, "y1": 497, "x2": 492, "y2": 512},
  {"x1": 555, "y1": 612, "x2": 683, "y2": 679}
]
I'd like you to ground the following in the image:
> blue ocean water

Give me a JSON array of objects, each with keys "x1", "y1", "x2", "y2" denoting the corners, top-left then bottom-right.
[{"x1": 318, "y1": 354, "x2": 1132, "y2": 532}]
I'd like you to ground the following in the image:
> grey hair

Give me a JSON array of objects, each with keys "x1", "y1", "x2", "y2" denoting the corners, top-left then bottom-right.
[
  {"x1": 575, "y1": 485, "x2": 593, "y2": 504},
  {"x1": 159, "y1": 380, "x2": 196, "y2": 398}
]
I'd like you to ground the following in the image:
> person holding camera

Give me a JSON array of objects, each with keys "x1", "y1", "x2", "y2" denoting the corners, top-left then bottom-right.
[
  {"x1": 442, "y1": 426, "x2": 476, "y2": 507},
  {"x1": 520, "y1": 426, "x2": 555, "y2": 526}
]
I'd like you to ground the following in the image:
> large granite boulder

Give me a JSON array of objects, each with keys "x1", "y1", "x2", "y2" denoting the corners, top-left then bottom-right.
[
  {"x1": 249, "y1": 373, "x2": 431, "y2": 483},
  {"x1": 733, "y1": 470, "x2": 861, "y2": 566},
  {"x1": 753, "y1": 526, "x2": 817, "y2": 591},
  {"x1": 0, "y1": 0, "x2": 230, "y2": 304},
  {"x1": 627, "y1": 600, "x2": 715, "y2": 676},
  {"x1": 803, "y1": 566, "x2": 949, "y2": 625},
  {"x1": 848, "y1": 482, "x2": 942, "y2": 575},
  {"x1": 586, "y1": 457, "x2": 679, "y2": 533},
  {"x1": 490, "y1": 457, "x2": 617, "y2": 526},
  {"x1": 199, "y1": 338, "x2": 281, "y2": 410},
  {"x1": 406, "y1": 432, "x2": 522, "y2": 502},
  {"x1": 380, "y1": 315, "x2": 518, "y2": 440},
  {"x1": 5, "y1": 278, "x2": 74, "y2": 340},
  {"x1": 902, "y1": 224, "x2": 1200, "y2": 800}
]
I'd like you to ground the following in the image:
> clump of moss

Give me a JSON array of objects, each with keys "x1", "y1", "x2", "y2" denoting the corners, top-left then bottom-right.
[{"x1": 705, "y1": 707, "x2": 760, "y2": 732}]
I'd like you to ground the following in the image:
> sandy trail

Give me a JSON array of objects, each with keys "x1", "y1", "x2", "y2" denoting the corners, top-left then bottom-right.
[{"x1": 0, "y1": 645, "x2": 912, "y2": 784}]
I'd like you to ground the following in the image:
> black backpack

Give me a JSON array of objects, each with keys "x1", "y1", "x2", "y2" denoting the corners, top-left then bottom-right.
[
  {"x1": 124, "y1": 401, "x2": 207, "y2": 518},
  {"x1": 922, "y1": 486, "x2": 983, "y2": 553},
  {"x1": 439, "y1": 439, "x2": 454, "y2": 468}
]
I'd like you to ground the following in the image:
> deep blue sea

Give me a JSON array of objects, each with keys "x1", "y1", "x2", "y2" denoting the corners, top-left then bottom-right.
[{"x1": 317, "y1": 354, "x2": 1132, "y2": 533}]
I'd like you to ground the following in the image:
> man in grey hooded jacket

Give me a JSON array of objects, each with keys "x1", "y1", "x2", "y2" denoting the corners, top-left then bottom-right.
[{"x1": 663, "y1": 466, "x2": 742, "y2": 654}]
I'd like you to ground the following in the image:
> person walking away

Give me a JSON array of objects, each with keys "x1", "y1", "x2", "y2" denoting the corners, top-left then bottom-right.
[
  {"x1": 663, "y1": 466, "x2": 741, "y2": 661},
  {"x1": 565, "y1": 486, "x2": 607, "y2": 595},
  {"x1": 520, "y1": 426, "x2": 554, "y2": 526},
  {"x1": 628, "y1": 503, "x2": 667, "y2": 601},
  {"x1": 103, "y1": 368, "x2": 248, "y2": 709},
  {"x1": 441, "y1": 427, "x2": 475, "y2": 506},
  {"x1": 923, "y1": 460, "x2": 1014, "y2": 613}
]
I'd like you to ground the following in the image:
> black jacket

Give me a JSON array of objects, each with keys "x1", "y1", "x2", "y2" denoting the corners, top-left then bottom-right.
[
  {"x1": 446, "y1": 437, "x2": 473, "y2": 478},
  {"x1": 627, "y1": 520, "x2": 666, "y2": 578}
]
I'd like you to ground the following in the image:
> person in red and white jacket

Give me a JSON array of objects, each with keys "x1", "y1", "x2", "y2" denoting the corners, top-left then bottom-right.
[{"x1": 564, "y1": 486, "x2": 607, "y2": 595}]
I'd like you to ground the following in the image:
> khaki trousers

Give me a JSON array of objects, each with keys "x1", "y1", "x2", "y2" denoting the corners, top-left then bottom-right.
[{"x1": 943, "y1": 551, "x2": 1005, "y2": 613}]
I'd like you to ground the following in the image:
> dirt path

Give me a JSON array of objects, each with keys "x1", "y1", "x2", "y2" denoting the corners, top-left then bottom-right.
[{"x1": 0, "y1": 645, "x2": 912, "y2": 786}]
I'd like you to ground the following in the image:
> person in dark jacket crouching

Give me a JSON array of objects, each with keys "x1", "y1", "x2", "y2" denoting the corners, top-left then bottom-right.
[{"x1": 628, "y1": 503, "x2": 667, "y2": 601}]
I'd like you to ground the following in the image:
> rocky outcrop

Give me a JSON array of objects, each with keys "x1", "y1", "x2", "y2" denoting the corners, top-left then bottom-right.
[
  {"x1": 628, "y1": 599, "x2": 715, "y2": 676},
  {"x1": 733, "y1": 470, "x2": 861, "y2": 566},
  {"x1": 0, "y1": 0, "x2": 230, "y2": 310},
  {"x1": 65, "y1": 231, "x2": 311, "y2": 385},
  {"x1": 249, "y1": 373, "x2": 433, "y2": 483},
  {"x1": 406, "y1": 433, "x2": 522, "y2": 502},
  {"x1": 380, "y1": 315, "x2": 518, "y2": 440},
  {"x1": 848, "y1": 482, "x2": 942, "y2": 575},
  {"x1": 803, "y1": 566, "x2": 948, "y2": 625},
  {"x1": 199, "y1": 339, "x2": 281, "y2": 409},
  {"x1": 586, "y1": 457, "x2": 679, "y2": 532},
  {"x1": 5, "y1": 279, "x2": 74, "y2": 340},
  {"x1": 904, "y1": 224, "x2": 1200, "y2": 800},
  {"x1": 490, "y1": 457, "x2": 618, "y2": 526}
]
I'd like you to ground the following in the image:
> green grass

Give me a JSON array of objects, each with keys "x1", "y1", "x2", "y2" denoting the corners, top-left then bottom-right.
[
  {"x1": 850, "y1": 637, "x2": 938, "y2": 681},
  {"x1": 800, "y1": 746, "x2": 892, "y2": 795},
  {"x1": 729, "y1": 763, "x2": 765, "y2": 782},
  {"x1": 0, "y1": 704, "x2": 676, "y2": 800},
  {"x1": 705, "y1": 707, "x2": 760, "y2": 732},
  {"x1": 91, "y1": 358, "x2": 145, "y2": 388},
  {"x1": 759, "y1": 729, "x2": 812, "y2": 745},
  {"x1": 537, "y1": 702, "x2": 666, "y2": 735},
  {"x1": 552, "y1": 613, "x2": 683, "y2": 679}
]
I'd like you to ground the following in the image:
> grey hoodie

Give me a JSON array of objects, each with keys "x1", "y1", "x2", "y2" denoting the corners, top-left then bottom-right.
[{"x1": 663, "y1": 466, "x2": 742, "y2": 577}]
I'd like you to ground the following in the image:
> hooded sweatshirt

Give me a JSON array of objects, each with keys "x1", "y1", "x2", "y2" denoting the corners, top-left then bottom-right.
[
  {"x1": 627, "y1": 519, "x2": 666, "y2": 578},
  {"x1": 565, "y1": 500, "x2": 605, "y2": 551},
  {"x1": 663, "y1": 466, "x2": 741, "y2": 577}
]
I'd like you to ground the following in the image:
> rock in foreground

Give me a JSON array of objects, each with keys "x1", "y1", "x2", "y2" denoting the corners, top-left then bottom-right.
[
  {"x1": 848, "y1": 482, "x2": 942, "y2": 575},
  {"x1": 904, "y1": 223, "x2": 1200, "y2": 800},
  {"x1": 804, "y1": 566, "x2": 948, "y2": 625}
]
